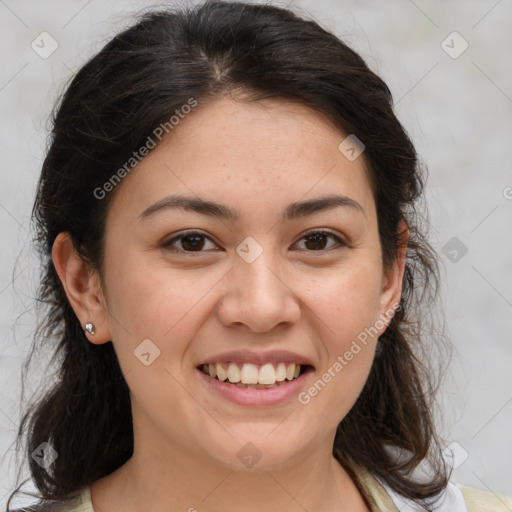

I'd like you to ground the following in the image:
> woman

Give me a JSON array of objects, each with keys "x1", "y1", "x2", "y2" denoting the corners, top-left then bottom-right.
[{"x1": 6, "y1": 1, "x2": 512, "y2": 511}]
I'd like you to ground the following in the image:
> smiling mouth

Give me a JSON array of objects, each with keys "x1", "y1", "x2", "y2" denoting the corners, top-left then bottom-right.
[{"x1": 198, "y1": 362, "x2": 311, "y2": 389}]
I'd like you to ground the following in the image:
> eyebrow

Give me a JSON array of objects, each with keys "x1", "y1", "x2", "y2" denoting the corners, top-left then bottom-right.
[{"x1": 138, "y1": 193, "x2": 366, "y2": 223}]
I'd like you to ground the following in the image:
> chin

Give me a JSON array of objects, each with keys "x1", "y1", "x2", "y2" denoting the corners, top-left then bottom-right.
[{"x1": 201, "y1": 430, "x2": 309, "y2": 472}]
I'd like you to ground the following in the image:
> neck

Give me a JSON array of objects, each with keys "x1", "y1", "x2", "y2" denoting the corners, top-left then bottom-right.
[
  {"x1": 90, "y1": 424, "x2": 370, "y2": 512},
  {"x1": 91, "y1": 404, "x2": 369, "y2": 512}
]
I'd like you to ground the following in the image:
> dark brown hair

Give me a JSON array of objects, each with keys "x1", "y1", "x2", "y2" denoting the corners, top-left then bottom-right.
[{"x1": 7, "y1": 1, "x2": 450, "y2": 509}]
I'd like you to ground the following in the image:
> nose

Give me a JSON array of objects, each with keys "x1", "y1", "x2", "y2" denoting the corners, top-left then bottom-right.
[{"x1": 216, "y1": 249, "x2": 301, "y2": 333}]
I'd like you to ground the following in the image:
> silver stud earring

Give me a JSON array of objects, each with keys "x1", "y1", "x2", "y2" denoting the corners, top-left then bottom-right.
[{"x1": 84, "y1": 322, "x2": 95, "y2": 335}]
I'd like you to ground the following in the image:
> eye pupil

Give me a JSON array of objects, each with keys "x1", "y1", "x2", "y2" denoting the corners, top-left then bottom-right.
[
  {"x1": 182, "y1": 235, "x2": 205, "y2": 251},
  {"x1": 165, "y1": 230, "x2": 343, "y2": 254},
  {"x1": 305, "y1": 233, "x2": 328, "y2": 250}
]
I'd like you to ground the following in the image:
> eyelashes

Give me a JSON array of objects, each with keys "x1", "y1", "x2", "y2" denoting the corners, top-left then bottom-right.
[
  {"x1": 294, "y1": 230, "x2": 347, "y2": 251},
  {"x1": 162, "y1": 231, "x2": 217, "y2": 253},
  {"x1": 162, "y1": 229, "x2": 347, "y2": 254}
]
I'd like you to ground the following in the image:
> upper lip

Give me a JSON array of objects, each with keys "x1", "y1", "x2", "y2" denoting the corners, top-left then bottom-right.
[{"x1": 197, "y1": 349, "x2": 314, "y2": 368}]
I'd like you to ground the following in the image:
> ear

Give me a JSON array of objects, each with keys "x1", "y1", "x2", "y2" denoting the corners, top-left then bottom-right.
[
  {"x1": 52, "y1": 232, "x2": 111, "y2": 344},
  {"x1": 376, "y1": 220, "x2": 409, "y2": 332}
]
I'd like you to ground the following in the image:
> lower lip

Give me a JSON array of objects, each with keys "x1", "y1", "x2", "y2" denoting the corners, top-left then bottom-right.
[{"x1": 196, "y1": 368, "x2": 311, "y2": 406}]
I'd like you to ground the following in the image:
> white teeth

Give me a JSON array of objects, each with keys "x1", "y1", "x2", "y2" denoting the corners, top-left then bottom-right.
[
  {"x1": 240, "y1": 363, "x2": 259, "y2": 384},
  {"x1": 286, "y1": 363, "x2": 296, "y2": 381},
  {"x1": 216, "y1": 363, "x2": 228, "y2": 381},
  {"x1": 258, "y1": 363, "x2": 277, "y2": 385},
  {"x1": 227, "y1": 362, "x2": 241, "y2": 383},
  {"x1": 203, "y1": 362, "x2": 303, "y2": 386},
  {"x1": 275, "y1": 363, "x2": 287, "y2": 381}
]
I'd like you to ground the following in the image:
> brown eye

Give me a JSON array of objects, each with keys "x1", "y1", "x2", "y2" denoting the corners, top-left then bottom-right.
[
  {"x1": 162, "y1": 231, "x2": 218, "y2": 253},
  {"x1": 162, "y1": 229, "x2": 346, "y2": 254},
  {"x1": 295, "y1": 231, "x2": 346, "y2": 252}
]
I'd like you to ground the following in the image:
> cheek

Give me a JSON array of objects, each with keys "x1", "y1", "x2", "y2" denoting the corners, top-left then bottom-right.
[
  {"x1": 102, "y1": 260, "x2": 208, "y2": 410},
  {"x1": 305, "y1": 260, "x2": 383, "y2": 347},
  {"x1": 299, "y1": 266, "x2": 380, "y2": 421},
  {"x1": 103, "y1": 255, "x2": 220, "y2": 355}
]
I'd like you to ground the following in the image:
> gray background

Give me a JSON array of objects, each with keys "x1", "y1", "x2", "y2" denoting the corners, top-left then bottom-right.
[{"x1": 1, "y1": 0, "x2": 511, "y2": 507}]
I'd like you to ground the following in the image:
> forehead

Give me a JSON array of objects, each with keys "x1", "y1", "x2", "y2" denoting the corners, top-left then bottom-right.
[{"x1": 105, "y1": 96, "x2": 376, "y2": 226}]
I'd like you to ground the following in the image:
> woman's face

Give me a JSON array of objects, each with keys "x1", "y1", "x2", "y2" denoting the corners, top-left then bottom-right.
[{"x1": 95, "y1": 96, "x2": 404, "y2": 470}]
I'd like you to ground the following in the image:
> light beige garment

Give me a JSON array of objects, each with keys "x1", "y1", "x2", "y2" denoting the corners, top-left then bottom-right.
[{"x1": 352, "y1": 466, "x2": 512, "y2": 512}]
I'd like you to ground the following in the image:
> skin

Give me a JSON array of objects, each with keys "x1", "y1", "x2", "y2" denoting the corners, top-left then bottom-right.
[{"x1": 53, "y1": 96, "x2": 408, "y2": 512}]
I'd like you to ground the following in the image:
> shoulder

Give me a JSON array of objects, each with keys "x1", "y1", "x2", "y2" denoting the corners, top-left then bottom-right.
[
  {"x1": 351, "y1": 461, "x2": 512, "y2": 512},
  {"x1": 458, "y1": 484, "x2": 512, "y2": 512},
  {"x1": 9, "y1": 487, "x2": 93, "y2": 512}
]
